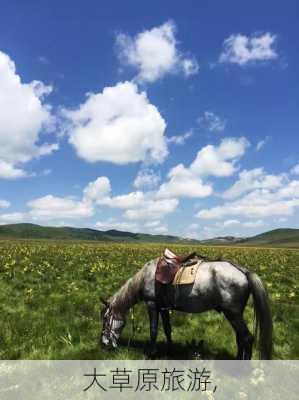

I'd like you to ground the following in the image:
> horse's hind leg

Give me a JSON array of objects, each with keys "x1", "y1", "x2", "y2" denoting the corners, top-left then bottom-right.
[
  {"x1": 160, "y1": 309, "x2": 173, "y2": 353},
  {"x1": 224, "y1": 311, "x2": 254, "y2": 360},
  {"x1": 146, "y1": 301, "x2": 159, "y2": 356}
]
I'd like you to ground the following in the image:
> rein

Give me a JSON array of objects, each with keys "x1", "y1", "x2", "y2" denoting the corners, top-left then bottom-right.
[
  {"x1": 104, "y1": 307, "x2": 135, "y2": 346},
  {"x1": 104, "y1": 309, "x2": 124, "y2": 342}
]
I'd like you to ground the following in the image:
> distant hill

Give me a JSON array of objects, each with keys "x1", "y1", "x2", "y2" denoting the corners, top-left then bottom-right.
[
  {"x1": 0, "y1": 223, "x2": 200, "y2": 244},
  {"x1": 200, "y1": 236, "x2": 246, "y2": 245},
  {"x1": 241, "y1": 228, "x2": 299, "y2": 247},
  {"x1": 0, "y1": 224, "x2": 298, "y2": 247}
]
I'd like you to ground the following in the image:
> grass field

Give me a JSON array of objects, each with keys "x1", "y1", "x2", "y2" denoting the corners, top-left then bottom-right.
[{"x1": 0, "y1": 240, "x2": 298, "y2": 360}]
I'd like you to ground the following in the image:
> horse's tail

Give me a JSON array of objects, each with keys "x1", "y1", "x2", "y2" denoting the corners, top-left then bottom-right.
[{"x1": 247, "y1": 271, "x2": 273, "y2": 359}]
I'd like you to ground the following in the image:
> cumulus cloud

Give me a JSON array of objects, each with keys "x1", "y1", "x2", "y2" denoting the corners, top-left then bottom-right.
[
  {"x1": 219, "y1": 32, "x2": 278, "y2": 65},
  {"x1": 156, "y1": 137, "x2": 248, "y2": 199},
  {"x1": 243, "y1": 219, "x2": 265, "y2": 228},
  {"x1": 219, "y1": 218, "x2": 265, "y2": 229},
  {"x1": 0, "y1": 50, "x2": 58, "y2": 179},
  {"x1": 167, "y1": 130, "x2": 193, "y2": 145},
  {"x1": 83, "y1": 176, "x2": 145, "y2": 209},
  {"x1": 116, "y1": 21, "x2": 199, "y2": 83},
  {"x1": 181, "y1": 58, "x2": 199, "y2": 77},
  {"x1": 0, "y1": 161, "x2": 29, "y2": 179},
  {"x1": 95, "y1": 218, "x2": 168, "y2": 234},
  {"x1": 28, "y1": 195, "x2": 93, "y2": 220},
  {"x1": 223, "y1": 219, "x2": 240, "y2": 227},
  {"x1": 100, "y1": 191, "x2": 145, "y2": 209},
  {"x1": 190, "y1": 137, "x2": 249, "y2": 177},
  {"x1": 133, "y1": 169, "x2": 161, "y2": 189},
  {"x1": 0, "y1": 199, "x2": 10, "y2": 209},
  {"x1": 124, "y1": 198, "x2": 178, "y2": 221},
  {"x1": 223, "y1": 168, "x2": 284, "y2": 199},
  {"x1": 157, "y1": 164, "x2": 212, "y2": 199},
  {"x1": 63, "y1": 81, "x2": 167, "y2": 165},
  {"x1": 83, "y1": 177, "x2": 111, "y2": 202},
  {"x1": 197, "y1": 180, "x2": 299, "y2": 220},
  {"x1": 198, "y1": 111, "x2": 226, "y2": 132},
  {"x1": 95, "y1": 219, "x2": 138, "y2": 232},
  {"x1": 0, "y1": 212, "x2": 26, "y2": 224},
  {"x1": 290, "y1": 163, "x2": 299, "y2": 175},
  {"x1": 82, "y1": 176, "x2": 178, "y2": 222}
]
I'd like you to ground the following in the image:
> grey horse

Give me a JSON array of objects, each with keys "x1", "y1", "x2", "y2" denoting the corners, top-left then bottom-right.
[{"x1": 100, "y1": 255, "x2": 272, "y2": 359}]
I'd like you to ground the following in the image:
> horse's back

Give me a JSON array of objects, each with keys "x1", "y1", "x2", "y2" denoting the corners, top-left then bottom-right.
[{"x1": 141, "y1": 258, "x2": 250, "y2": 314}]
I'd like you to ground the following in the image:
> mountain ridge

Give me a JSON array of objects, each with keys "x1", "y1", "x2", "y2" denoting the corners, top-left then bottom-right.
[
  {"x1": 0, "y1": 223, "x2": 298, "y2": 247},
  {"x1": 0, "y1": 223, "x2": 199, "y2": 244}
]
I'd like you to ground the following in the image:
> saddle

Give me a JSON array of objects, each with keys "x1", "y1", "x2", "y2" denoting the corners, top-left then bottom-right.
[{"x1": 155, "y1": 248, "x2": 198, "y2": 284}]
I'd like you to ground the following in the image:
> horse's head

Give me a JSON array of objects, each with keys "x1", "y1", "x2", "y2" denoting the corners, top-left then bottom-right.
[{"x1": 100, "y1": 298, "x2": 125, "y2": 348}]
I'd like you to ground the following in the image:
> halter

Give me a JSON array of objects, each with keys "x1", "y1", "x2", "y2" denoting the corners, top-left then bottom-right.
[{"x1": 103, "y1": 308, "x2": 125, "y2": 345}]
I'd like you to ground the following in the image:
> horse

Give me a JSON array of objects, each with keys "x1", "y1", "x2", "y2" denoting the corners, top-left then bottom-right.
[{"x1": 100, "y1": 253, "x2": 273, "y2": 359}]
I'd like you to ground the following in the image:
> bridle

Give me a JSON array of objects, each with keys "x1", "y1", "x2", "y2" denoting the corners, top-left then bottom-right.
[{"x1": 102, "y1": 307, "x2": 125, "y2": 345}]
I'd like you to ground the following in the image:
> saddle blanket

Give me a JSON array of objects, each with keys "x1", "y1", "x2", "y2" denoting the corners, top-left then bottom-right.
[{"x1": 172, "y1": 260, "x2": 202, "y2": 285}]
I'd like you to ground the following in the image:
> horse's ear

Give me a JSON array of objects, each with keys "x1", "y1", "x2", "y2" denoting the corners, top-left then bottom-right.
[{"x1": 100, "y1": 297, "x2": 109, "y2": 307}]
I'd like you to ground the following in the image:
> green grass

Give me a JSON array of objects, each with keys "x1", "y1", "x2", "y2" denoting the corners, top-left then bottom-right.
[{"x1": 0, "y1": 241, "x2": 298, "y2": 359}]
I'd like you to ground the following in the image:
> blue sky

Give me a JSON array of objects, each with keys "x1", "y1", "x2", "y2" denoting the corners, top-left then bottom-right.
[{"x1": 0, "y1": 0, "x2": 298, "y2": 238}]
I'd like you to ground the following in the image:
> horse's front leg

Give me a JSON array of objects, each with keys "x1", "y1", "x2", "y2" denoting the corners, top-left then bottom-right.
[
  {"x1": 146, "y1": 301, "x2": 159, "y2": 357},
  {"x1": 160, "y1": 309, "x2": 173, "y2": 354}
]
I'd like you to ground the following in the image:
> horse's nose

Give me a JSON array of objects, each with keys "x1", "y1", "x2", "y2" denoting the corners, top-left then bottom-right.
[{"x1": 101, "y1": 336, "x2": 110, "y2": 347}]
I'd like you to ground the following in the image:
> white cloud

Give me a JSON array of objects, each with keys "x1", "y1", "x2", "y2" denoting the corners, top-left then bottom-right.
[
  {"x1": 243, "y1": 220, "x2": 265, "y2": 228},
  {"x1": 116, "y1": 21, "x2": 199, "y2": 83},
  {"x1": 277, "y1": 180, "x2": 299, "y2": 198},
  {"x1": 95, "y1": 218, "x2": 168, "y2": 234},
  {"x1": 83, "y1": 177, "x2": 111, "y2": 202},
  {"x1": 0, "y1": 212, "x2": 26, "y2": 224},
  {"x1": 124, "y1": 198, "x2": 178, "y2": 221},
  {"x1": 151, "y1": 225, "x2": 169, "y2": 234},
  {"x1": 0, "y1": 199, "x2": 10, "y2": 209},
  {"x1": 157, "y1": 137, "x2": 248, "y2": 200},
  {"x1": 219, "y1": 33, "x2": 278, "y2": 65},
  {"x1": 64, "y1": 81, "x2": 167, "y2": 165},
  {"x1": 95, "y1": 219, "x2": 138, "y2": 232},
  {"x1": 28, "y1": 195, "x2": 93, "y2": 220},
  {"x1": 198, "y1": 111, "x2": 226, "y2": 132},
  {"x1": 144, "y1": 220, "x2": 162, "y2": 228},
  {"x1": 197, "y1": 180, "x2": 299, "y2": 220},
  {"x1": 82, "y1": 176, "x2": 179, "y2": 222},
  {"x1": 190, "y1": 137, "x2": 249, "y2": 177},
  {"x1": 184, "y1": 223, "x2": 200, "y2": 239},
  {"x1": 157, "y1": 164, "x2": 212, "y2": 199},
  {"x1": 167, "y1": 130, "x2": 193, "y2": 145},
  {"x1": 181, "y1": 58, "x2": 199, "y2": 77},
  {"x1": 133, "y1": 169, "x2": 160, "y2": 189},
  {"x1": 256, "y1": 136, "x2": 270, "y2": 151},
  {"x1": 290, "y1": 163, "x2": 299, "y2": 175},
  {"x1": 83, "y1": 176, "x2": 145, "y2": 209},
  {"x1": 223, "y1": 168, "x2": 284, "y2": 199},
  {"x1": 0, "y1": 161, "x2": 29, "y2": 179},
  {"x1": 223, "y1": 219, "x2": 240, "y2": 227},
  {"x1": 100, "y1": 191, "x2": 145, "y2": 209},
  {"x1": 0, "y1": 50, "x2": 58, "y2": 179}
]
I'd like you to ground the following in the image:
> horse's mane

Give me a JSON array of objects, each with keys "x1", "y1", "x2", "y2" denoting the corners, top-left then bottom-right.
[{"x1": 109, "y1": 266, "x2": 145, "y2": 316}]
